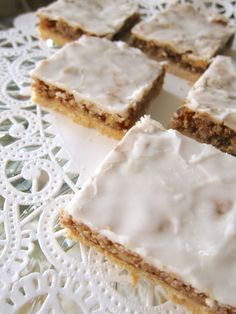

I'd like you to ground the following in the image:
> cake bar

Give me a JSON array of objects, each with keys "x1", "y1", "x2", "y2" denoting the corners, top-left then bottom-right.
[
  {"x1": 37, "y1": 0, "x2": 139, "y2": 45},
  {"x1": 62, "y1": 116, "x2": 236, "y2": 313},
  {"x1": 31, "y1": 36, "x2": 165, "y2": 139},
  {"x1": 132, "y1": 3, "x2": 235, "y2": 81},
  {"x1": 171, "y1": 56, "x2": 236, "y2": 156}
]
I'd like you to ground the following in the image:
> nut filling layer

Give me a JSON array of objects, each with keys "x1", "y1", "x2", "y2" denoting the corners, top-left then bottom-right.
[
  {"x1": 132, "y1": 37, "x2": 205, "y2": 74},
  {"x1": 33, "y1": 79, "x2": 132, "y2": 131},
  {"x1": 171, "y1": 56, "x2": 236, "y2": 155},
  {"x1": 32, "y1": 69, "x2": 164, "y2": 136},
  {"x1": 40, "y1": 17, "x2": 85, "y2": 40},
  {"x1": 171, "y1": 106, "x2": 236, "y2": 156},
  {"x1": 37, "y1": 0, "x2": 139, "y2": 44},
  {"x1": 39, "y1": 13, "x2": 139, "y2": 42},
  {"x1": 31, "y1": 36, "x2": 165, "y2": 139}
]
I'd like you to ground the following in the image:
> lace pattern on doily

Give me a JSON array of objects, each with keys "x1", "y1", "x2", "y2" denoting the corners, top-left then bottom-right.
[{"x1": 0, "y1": 1, "x2": 235, "y2": 313}]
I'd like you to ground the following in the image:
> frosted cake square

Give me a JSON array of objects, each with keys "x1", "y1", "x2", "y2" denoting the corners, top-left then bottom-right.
[
  {"x1": 132, "y1": 3, "x2": 235, "y2": 81},
  {"x1": 31, "y1": 36, "x2": 165, "y2": 139},
  {"x1": 37, "y1": 0, "x2": 139, "y2": 45},
  {"x1": 61, "y1": 116, "x2": 236, "y2": 314},
  {"x1": 171, "y1": 56, "x2": 236, "y2": 156}
]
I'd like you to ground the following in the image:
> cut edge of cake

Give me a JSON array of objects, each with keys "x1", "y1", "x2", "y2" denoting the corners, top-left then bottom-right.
[
  {"x1": 60, "y1": 211, "x2": 216, "y2": 314},
  {"x1": 37, "y1": 0, "x2": 139, "y2": 45},
  {"x1": 131, "y1": 3, "x2": 235, "y2": 81},
  {"x1": 38, "y1": 13, "x2": 140, "y2": 45},
  {"x1": 31, "y1": 37, "x2": 166, "y2": 139},
  {"x1": 171, "y1": 106, "x2": 236, "y2": 156},
  {"x1": 170, "y1": 55, "x2": 236, "y2": 156},
  {"x1": 31, "y1": 70, "x2": 165, "y2": 139}
]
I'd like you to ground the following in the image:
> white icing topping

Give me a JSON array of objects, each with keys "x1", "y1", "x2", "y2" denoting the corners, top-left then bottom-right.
[
  {"x1": 66, "y1": 116, "x2": 236, "y2": 307},
  {"x1": 31, "y1": 36, "x2": 163, "y2": 116},
  {"x1": 38, "y1": 0, "x2": 138, "y2": 38},
  {"x1": 132, "y1": 3, "x2": 235, "y2": 61},
  {"x1": 186, "y1": 55, "x2": 236, "y2": 131}
]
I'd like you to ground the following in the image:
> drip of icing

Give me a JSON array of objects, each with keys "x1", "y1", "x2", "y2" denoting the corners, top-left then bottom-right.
[
  {"x1": 66, "y1": 116, "x2": 236, "y2": 307},
  {"x1": 38, "y1": 0, "x2": 137, "y2": 38},
  {"x1": 31, "y1": 36, "x2": 163, "y2": 116},
  {"x1": 186, "y1": 56, "x2": 236, "y2": 131},
  {"x1": 132, "y1": 3, "x2": 235, "y2": 61}
]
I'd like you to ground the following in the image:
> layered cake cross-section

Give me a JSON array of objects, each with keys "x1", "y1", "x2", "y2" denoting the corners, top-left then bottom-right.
[
  {"x1": 132, "y1": 3, "x2": 235, "y2": 81},
  {"x1": 171, "y1": 56, "x2": 236, "y2": 156},
  {"x1": 61, "y1": 116, "x2": 236, "y2": 314},
  {"x1": 37, "y1": 0, "x2": 139, "y2": 45},
  {"x1": 31, "y1": 36, "x2": 165, "y2": 139}
]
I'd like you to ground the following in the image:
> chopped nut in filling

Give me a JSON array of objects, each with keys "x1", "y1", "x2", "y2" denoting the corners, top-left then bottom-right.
[
  {"x1": 33, "y1": 69, "x2": 164, "y2": 133},
  {"x1": 132, "y1": 37, "x2": 205, "y2": 74},
  {"x1": 171, "y1": 106, "x2": 236, "y2": 156},
  {"x1": 39, "y1": 18, "x2": 84, "y2": 40},
  {"x1": 171, "y1": 56, "x2": 236, "y2": 156},
  {"x1": 33, "y1": 79, "x2": 134, "y2": 131}
]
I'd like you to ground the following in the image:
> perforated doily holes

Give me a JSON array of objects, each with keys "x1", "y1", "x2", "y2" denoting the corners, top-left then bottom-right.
[{"x1": 0, "y1": 1, "x2": 235, "y2": 312}]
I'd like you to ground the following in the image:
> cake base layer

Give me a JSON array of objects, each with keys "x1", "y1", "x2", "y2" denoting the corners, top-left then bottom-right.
[
  {"x1": 32, "y1": 69, "x2": 165, "y2": 139},
  {"x1": 132, "y1": 37, "x2": 204, "y2": 82},
  {"x1": 132, "y1": 36, "x2": 234, "y2": 82},
  {"x1": 38, "y1": 13, "x2": 139, "y2": 45},
  {"x1": 32, "y1": 92, "x2": 125, "y2": 139},
  {"x1": 61, "y1": 210, "x2": 236, "y2": 314},
  {"x1": 171, "y1": 106, "x2": 236, "y2": 156}
]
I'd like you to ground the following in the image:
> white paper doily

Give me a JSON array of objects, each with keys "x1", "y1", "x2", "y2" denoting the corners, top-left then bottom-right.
[{"x1": 0, "y1": 1, "x2": 236, "y2": 313}]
